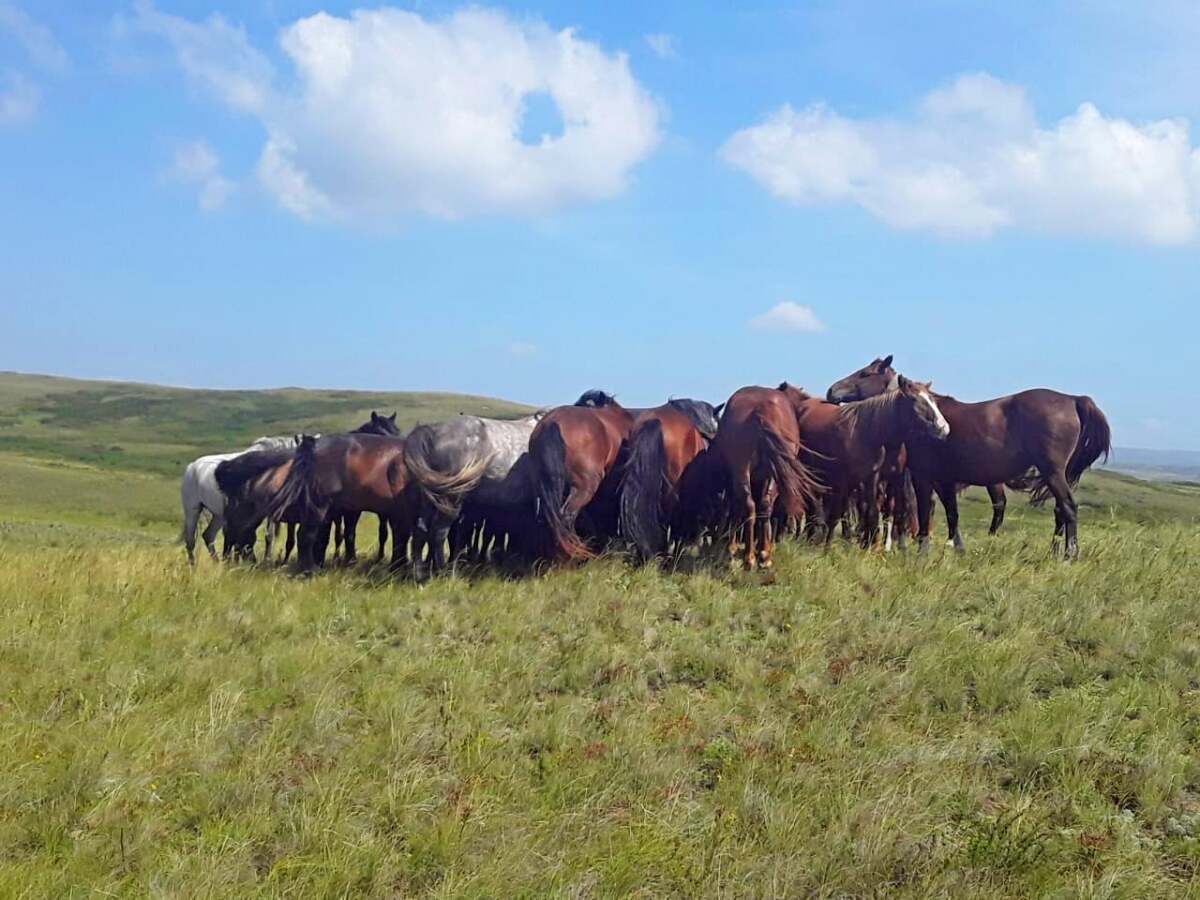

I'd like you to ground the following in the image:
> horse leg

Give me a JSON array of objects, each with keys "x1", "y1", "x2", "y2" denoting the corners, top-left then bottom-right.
[
  {"x1": 283, "y1": 523, "x2": 296, "y2": 564},
  {"x1": 183, "y1": 504, "x2": 202, "y2": 565},
  {"x1": 914, "y1": 478, "x2": 934, "y2": 555},
  {"x1": 343, "y1": 511, "x2": 361, "y2": 565},
  {"x1": 934, "y1": 482, "x2": 965, "y2": 553},
  {"x1": 333, "y1": 515, "x2": 344, "y2": 560},
  {"x1": 729, "y1": 475, "x2": 754, "y2": 570},
  {"x1": 987, "y1": 484, "x2": 1007, "y2": 535},
  {"x1": 389, "y1": 513, "x2": 412, "y2": 572},
  {"x1": 314, "y1": 519, "x2": 333, "y2": 568},
  {"x1": 202, "y1": 514, "x2": 222, "y2": 562},
  {"x1": 296, "y1": 522, "x2": 318, "y2": 573},
  {"x1": 824, "y1": 486, "x2": 846, "y2": 550},
  {"x1": 757, "y1": 479, "x2": 779, "y2": 569},
  {"x1": 375, "y1": 514, "x2": 389, "y2": 563},
  {"x1": 1042, "y1": 469, "x2": 1079, "y2": 559},
  {"x1": 861, "y1": 474, "x2": 880, "y2": 549}
]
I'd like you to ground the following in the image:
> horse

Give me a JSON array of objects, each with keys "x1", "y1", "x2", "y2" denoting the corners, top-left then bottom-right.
[
  {"x1": 778, "y1": 380, "x2": 950, "y2": 548},
  {"x1": 332, "y1": 411, "x2": 402, "y2": 564},
  {"x1": 180, "y1": 435, "x2": 299, "y2": 564},
  {"x1": 710, "y1": 386, "x2": 823, "y2": 570},
  {"x1": 901, "y1": 387, "x2": 1111, "y2": 558},
  {"x1": 827, "y1": 355, "x2": 1010, "y2": 538},
  {"x1": 618, "y1": 399, "x2": 722, "y2": 562},
  {"x1": 402, "y1": 412, "x2": 543, "y2": 573},
  {"x1": 217, "y1": 433, "x2": 413, "y2": 573},
  {"x1": 529, "y1": 390, "x2": 636, "y2": 562}
]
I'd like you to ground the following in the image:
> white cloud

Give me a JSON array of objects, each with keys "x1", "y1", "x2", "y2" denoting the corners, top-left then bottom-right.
[
  {"x1": 0, "y1": 70, "x2": 37, "y2": 124},
  {"x1": 748, "y1": 302, "x2": 825, "y2": 334},
  {"x1": 508, "y1": 341, "x2": 538, "y2": 357},
  {"x1": 168, "y1": 140, "x2": 235, "y2": 211},
  {"x1": 133, "y1": 4, "x2": 662, "y2": 223},
  {"x1": 645, "y1": 33, "x2": 677, "y2": 60},
  {"x1": 0, "y1": 3, "x2": 69, "y2": 73},
  {"x1": 723, "y1": 72, "x2": 1200, "y2": 244}
]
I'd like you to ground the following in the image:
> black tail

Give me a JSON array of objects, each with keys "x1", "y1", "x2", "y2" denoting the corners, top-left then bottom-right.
[
  {"x1": 619, "y1": 418, "x2": 669, "y2": 561},
  {"x1": 1067, "y1": 395, "x2": 1112, "y2": 486},
  {"x1": 755, "y1": 413, "x2": 823, "y2": 519},
  {"x1": 1030, "y1": 395, "x2": 1112, "y2": 505},
  {"x1": 215, "y1": 447, "x2": 296, "y2": 499},
  {"x1": 533, "y1": 422, "x2": 593, "y2": 561},
  {"x1": 265, "y1": 435, "x2": 327, "y2": 523}
]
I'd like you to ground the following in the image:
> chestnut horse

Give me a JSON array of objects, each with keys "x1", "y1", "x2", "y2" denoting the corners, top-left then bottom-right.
[
  {"x1": 778, "y1": 378, "x2": 950, "y2": 548},
  {"x1": 618, "y1": 398, "x2": 722, "y2": 562},
  {"x1": 333, "y1": 411, "x2": 402, "y2": 564},
  {"x1": 827, "y1": 355, "x2": 1010, "y2": 538},
  {"x1": 529, "y1": 390, "x2": 636, "y2": 562},
  {"x1": 710, "y1": 386, "x2": 823, "y2": 570},
  {"x1": 903, "y1": 388, "x2": 1110, "y2": 558}
]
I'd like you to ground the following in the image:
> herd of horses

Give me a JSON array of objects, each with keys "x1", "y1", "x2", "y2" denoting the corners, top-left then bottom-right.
[{"x1": 181, "y1": 356, "x2": 1112, "y2": 575}]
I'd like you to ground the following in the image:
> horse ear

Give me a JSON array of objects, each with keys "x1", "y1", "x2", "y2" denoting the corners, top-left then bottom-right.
[
  {"x1": 881, "y1": 355, "x2": 894, "y2": 370},
  {"x1": 778, "y1": 381, "x2": 789, "y2": 391},
  {"x1": 714, "y1": 402, "x2": 725, "y2": 417},
  {"x1": 389, "y1": 412, "x2": 397, "y2": 422},
  {"x1": 371, "y1": 411, "x2": 380, "y2": 422},
  {"x1": 897, "y1": 374, "x2": 911, "y2": 392}
]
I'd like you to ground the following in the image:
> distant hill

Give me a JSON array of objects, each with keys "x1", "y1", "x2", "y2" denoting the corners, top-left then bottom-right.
[
  {"x1": 0, "y1": 371, "x2": 536, "y2": 477},
  {"x1": 1103, "y1": 447, "x2": 1200, "y2": 483}
]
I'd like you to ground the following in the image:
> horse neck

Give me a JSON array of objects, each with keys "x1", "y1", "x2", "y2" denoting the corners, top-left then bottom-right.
[{"x1": 839, "y1": 392, "x2": 902, "y2": 447}]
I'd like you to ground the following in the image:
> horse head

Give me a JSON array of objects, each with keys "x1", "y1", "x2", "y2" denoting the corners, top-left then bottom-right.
[{"x1": 826, "y1": 355, "x2": 896, "y2": 403}]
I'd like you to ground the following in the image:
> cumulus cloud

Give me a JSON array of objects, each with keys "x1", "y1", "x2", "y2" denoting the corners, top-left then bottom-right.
[
  {"x1": 168, "y1": 140, "x2": 235, "y2": 210},
  {"x1": 722, "y1": 72, "x2": 1200, "y2": 244},
  {"x1": 748, "y1": 302, "x2": 825, "y2": 334},
  {"x1": 0, "y1": 3, "x2": 69, "y2": 73},
  {"x1": 133, "y1": 3, "x2": 662, "y2": 223},
  {"x1": 0, "y1": 3, "x2": 67, "y2": 126},
  {"x1": 0, "y1": 70, "x2": 37, "y2": 124},
  {"x1": 645, "y1": 33, "x2": 677, "y2": 60}
]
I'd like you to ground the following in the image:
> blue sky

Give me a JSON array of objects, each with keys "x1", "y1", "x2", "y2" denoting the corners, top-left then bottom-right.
[{"x1": 2, "y1": 2, "x2": 1198, "y2": 450}]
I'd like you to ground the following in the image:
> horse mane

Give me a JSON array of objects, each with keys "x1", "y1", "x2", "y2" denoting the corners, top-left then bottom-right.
[
  {"x1": 214, "y1": 447, "x2": 296, "y2": 497},
  {"x1": 667, "y1": 398, "x2": 719, "y2": 438},
  {"x1": 837, "y1": 391, "x2": 901, "y2": 441},
  {"x1": 575, "y1": 390, "x2": 618, "y2": 408}
]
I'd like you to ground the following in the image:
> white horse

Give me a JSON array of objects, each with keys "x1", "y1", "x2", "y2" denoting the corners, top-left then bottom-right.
[{"x1": 180, "y1": 436, "x2": 299, "y2": 563}]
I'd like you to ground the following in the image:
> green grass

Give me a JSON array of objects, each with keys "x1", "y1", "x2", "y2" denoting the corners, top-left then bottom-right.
[
  {"x1": 0, "y1": 372, "x2": 534, "y2": 477},
  {"x1": 1, "y1": 372, "x2": 1199, "y2": 896}
]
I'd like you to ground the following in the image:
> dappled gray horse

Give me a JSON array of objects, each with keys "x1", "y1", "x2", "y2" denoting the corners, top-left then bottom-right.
[{"x1": 404, "y1": 412, "x2": 545, "y2": 571}]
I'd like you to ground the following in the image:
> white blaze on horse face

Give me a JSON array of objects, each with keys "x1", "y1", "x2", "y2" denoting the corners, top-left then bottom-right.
[{"x1": 919, "y1": 390, "x2": 950, "y2": 439}]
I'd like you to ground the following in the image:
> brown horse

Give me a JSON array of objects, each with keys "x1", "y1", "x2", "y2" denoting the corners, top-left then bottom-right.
[
  {"x1": 618, "y1": 399, "x2": 722, "y2": 561},
  {"x1": 529, "y1": 390, "x2": 635, "y2": 562},
  {"x1": 710, "y1": 386, "x2": 823, "y2": 570},
  {"x1": 827, "y1": 355, "x2": 1010, "y2": 538},
  {"x1": 901, "y1": 388, "x2": 1110, "y2": 558},
  {"x1": 778, "y1": 378, "x2": 950, "y2": 548},
  {"x1": 221, "y1": 433, "x2": 415, "y2": 573}
]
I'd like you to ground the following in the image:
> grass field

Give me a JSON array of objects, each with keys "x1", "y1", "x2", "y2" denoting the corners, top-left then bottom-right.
[{"x1": 1, "y1": 372, "x2": 1199, "y2": 897}]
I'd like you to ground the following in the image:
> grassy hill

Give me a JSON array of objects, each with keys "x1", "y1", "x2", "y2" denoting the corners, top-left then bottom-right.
[
  {"x1": 1, "y1": 371, "x2": 1199, "y2": 896},
  {"x1": 0, "y1": 372, "x2": 535, "y2": 477}
]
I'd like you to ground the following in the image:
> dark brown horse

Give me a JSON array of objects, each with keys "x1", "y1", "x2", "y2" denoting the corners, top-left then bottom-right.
[
  {"x1": 827, "y1": 355, "x2": 1010, "y2": 538},
  {"x1": 221, "y1": 433, "x2": 415, "y2": 572},
  {"x1": 778, "y1": 378, "x2": 950, "y2": 548},
  {"x1": 903, "y1": 388, "x2": 1111, "y2": 557},
  {"x1": 333, "y1": 411, "x2": 402, "y2": 564},
  {"x1": 529, "y1": 390, "x2": 635, "y2": 562},
  {"x1": 618, "y1": 399, "x2": 722, "y2": 561},
  {"x1": 710, "y1": 386, "x2": 823, "y2": 570}
]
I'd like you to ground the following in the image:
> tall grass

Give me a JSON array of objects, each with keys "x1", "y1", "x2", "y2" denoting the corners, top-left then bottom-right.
[{"x1": 2, "y1": 492, "x2": 1199, "y2": 896}]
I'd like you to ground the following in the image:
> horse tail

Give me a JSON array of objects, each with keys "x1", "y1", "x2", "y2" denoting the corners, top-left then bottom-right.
[
  {"x1": 1029, "y1": 395, "x2": 1112, "y2": 505},
  {"x1": 214, "y1": 447, "x2": 295, "y2": 498},
  {"x1": 755, "y1": 412, "x2": 822, "y2": 519},
  {"x1": 1068, "y1": 395, "x2": 1112, "y2": 485},
  {"x1": 404, "y1": 425, "x2": 493, "y2": 518},
  {"x1": 533, "y1": 422, "x2": 594, "y2": 562},
  {"x1": 265, "y1": 435, "x2": 326, "y2": 523},
  {"x1": 619, "y1": 418, "x2": 669, "y2": 561}
]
